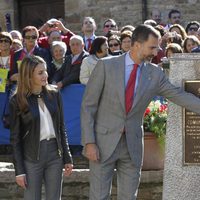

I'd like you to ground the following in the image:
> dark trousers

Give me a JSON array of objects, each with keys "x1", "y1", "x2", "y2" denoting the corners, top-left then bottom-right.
[{"x1": 24, "y1": 138, "x2": 63, "y2": 200}]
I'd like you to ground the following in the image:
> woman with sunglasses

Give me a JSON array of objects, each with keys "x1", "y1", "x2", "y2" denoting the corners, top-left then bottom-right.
[
  {"x1": 80, "y1": 36, "x2": 108, "y2": 85},
  {"x1": 0, "y1": 32, "x2": 13, "y2": 70},
  {"x1": 108, "y1": 35, "x2": 122, "y2": 55},
  {"x1": 185, "y1": 21, "x2": 200, "y2": 37},
  {"x1": 0, "y1": 32, "x2": 15, "y2": 128},
  {"x1": 9, "y1": 55, "x2": 73, "y2": 200},
  {"x1": 10, "y1": 26, "x2": 51, "y2": 82}
]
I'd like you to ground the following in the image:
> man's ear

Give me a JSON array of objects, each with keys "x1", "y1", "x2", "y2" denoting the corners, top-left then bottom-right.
[{"x1": 133, "y1": 41, "x2": 142, "y2": 49}]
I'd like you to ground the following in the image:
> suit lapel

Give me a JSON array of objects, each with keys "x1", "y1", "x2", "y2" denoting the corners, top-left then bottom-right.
[
  {"x1": 131, "y1": 62, "x2": 153, "y2": 110},
  {"x1": 114, "y1": 54, "x2": 126, "y2": 112}
]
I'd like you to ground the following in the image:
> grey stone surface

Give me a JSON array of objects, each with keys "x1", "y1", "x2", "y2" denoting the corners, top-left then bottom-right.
[
  {"x1": 0, "y1": 162, "x2": 163, "y2": 199},
  {"x1": 163, "y1": 53, "x2": 200, "y2": 200}
]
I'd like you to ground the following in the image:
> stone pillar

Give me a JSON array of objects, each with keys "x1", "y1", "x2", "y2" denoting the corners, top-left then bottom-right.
[{"x1": 163, "y1": 53, "x2": 200, "y2": 200}]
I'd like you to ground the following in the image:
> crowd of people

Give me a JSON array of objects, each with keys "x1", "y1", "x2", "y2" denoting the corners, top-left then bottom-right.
[
  {"x1": 0, "y1": 9, "x2": 200, "y2": 91},
  {"x1": 1, "y1": 7, "x2": 200, "y2": 200}
]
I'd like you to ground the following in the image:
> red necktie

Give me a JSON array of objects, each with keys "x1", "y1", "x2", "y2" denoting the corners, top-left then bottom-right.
[
  {"x1": 125, "y1": 64, "x2": 139, "y2": 114},
  {"x1": 87, "y1": 38, "x2": 92, "y2": 51}
]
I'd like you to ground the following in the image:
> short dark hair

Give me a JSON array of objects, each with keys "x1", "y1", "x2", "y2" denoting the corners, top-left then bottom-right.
[
  {"x1": 131, "y1": 24, "x2": 160, "y2": 45},
  {"x1": 90, "y1": 36, "x2": 107, "y2": 54},
  {"x1": 168, "y1": 9, "x2": 180, "y2": 19},
  {"x1": 22, "y1": 26, "x2": 39, "y2": 38}
]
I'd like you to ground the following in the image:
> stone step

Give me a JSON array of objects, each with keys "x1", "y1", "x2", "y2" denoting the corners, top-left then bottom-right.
[{"x1": 0, "y1": 162, "x2": 163, "y2": 200}]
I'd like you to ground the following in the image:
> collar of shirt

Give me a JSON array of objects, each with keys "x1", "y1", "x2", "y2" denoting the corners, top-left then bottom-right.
[
  {"x1": 125, "y1": 52, "x2": 143, "y2": 89},
  {"x1": 71, "y1": 53, "x2": 81, "y2": 64},
  {"x1": 84, "y1": 34, "x2": 95, "y2": 41}
]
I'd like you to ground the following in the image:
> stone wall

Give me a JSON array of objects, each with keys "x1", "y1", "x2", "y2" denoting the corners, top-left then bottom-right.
[
  {"x1": 0, "y1": 0, "x2": 200, "y2": 33},
  {"x1": 64, "y1": 0, "x2": 200, "y2": 35},
  {"x1": 0, "y1": 162, "x2": 163, "y2": 200}
]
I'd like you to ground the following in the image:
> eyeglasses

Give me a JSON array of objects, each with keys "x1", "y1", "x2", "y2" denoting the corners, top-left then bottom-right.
[
  {"x1": 49, "y1": 24, "x2": 56, "y2": 28},
  {"x1": 84, "y1": 21, "x2": 93, "y2": 25},
  {"x1": 104, "y1": 24, "x2": 116, "y2": 28},
  {"x1": 109, "y1": 43, "x2": 119, "y2": 47},
  {"x1": 24, "y1": 35, "x2": 37, "y2": 40},
  {"x1": 189, "y1": 27, "x2": 198, "y2": 32},
  {"x1": 0, "y1": 39, "x2": 10, "y2": 43}
]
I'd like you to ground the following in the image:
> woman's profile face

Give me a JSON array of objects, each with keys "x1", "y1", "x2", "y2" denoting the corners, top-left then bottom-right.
[
  {"x1": 100, "y1": 41, "x2": 109, "y2": 57},
  {"x1": 31, "y1": 63, "x2": 48, "y2": 90}
]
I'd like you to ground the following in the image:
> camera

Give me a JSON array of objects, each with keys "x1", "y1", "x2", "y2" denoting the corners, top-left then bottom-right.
[
  {"x1": 49, "y1": 24, "x2": 56, "y2": 28},
  {"x1": 161, "y1": 57, "x2": 170, "y2": 69}
]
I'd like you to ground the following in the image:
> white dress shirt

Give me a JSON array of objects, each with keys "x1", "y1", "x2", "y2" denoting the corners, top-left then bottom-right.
[{"x1": 39, "y1": 103, "x2": 56, "y2": 141}]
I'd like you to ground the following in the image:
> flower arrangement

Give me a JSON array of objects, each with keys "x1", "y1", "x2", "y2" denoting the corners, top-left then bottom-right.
[{"x1": 143, "y1": 100, "x2": 168, "y2": 147}]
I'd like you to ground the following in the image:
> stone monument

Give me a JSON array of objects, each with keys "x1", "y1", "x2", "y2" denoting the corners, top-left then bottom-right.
[{"x1": 163, "y1": 53, "x2": 200, "y2": 200}]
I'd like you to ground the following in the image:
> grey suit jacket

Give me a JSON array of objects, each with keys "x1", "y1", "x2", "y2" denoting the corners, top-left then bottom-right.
[{"x1": 81, "y1": 53, "x2": 200, "y2": 167}]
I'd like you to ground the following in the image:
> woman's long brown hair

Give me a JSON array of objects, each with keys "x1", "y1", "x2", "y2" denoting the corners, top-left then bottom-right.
[{"x1": 15, "y1": 55, "x2": 47, "y2": 112}]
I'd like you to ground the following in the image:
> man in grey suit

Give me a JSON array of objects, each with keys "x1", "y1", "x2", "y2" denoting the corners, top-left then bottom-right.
[{"x1": 81, "y1": 24, "x2": 200, "y2": 200}]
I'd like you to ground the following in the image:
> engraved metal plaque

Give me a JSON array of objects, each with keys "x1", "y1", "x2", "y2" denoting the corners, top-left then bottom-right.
[{"x1": 183, "y1": 80, "x2": 200, "y2": 165}]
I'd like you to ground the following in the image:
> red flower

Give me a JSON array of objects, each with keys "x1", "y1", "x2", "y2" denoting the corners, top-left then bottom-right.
[
  {"x1": 159, "y1": 104, "x2": 167, "y2": 112},
  {"x1": 144, "y1": 108, "x2": 151, "y2": 116}
]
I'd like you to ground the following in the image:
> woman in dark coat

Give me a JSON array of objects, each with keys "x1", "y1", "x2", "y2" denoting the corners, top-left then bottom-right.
[{"x1": 9, "y1": 55, "x2": 73, "y2": 200}]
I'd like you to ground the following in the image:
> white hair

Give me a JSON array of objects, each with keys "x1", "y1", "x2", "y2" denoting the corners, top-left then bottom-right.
[
  {"x1": 70, "y1": 35, "x2": 84, "y2": 45},
  {"x1": 51, "y1": 41, "x2": 67, "y2": 53}
]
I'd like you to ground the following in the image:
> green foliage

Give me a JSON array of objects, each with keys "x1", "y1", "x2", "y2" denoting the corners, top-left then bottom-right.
[{"x1": 144, "y1": 99, "x2": 168, "y2": 146}]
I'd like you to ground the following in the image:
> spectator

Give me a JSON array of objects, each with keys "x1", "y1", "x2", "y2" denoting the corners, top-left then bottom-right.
[
  {"x1": 108, "y1": 35, "x2": 122, "y2": 55},
  {"x1": 80, "y1": 36, "x2": 108, "y2": 85},
  {"x1": 39, "y1": 30, "x2": 71, "y2": 55},
  {"x1": 52, "y1": 35, "x2": 89, "y2": 89},
  {"x1": 38, "y1": 19, "x2": 74, "y2": 50},
  {"x1": 165, "y1": 43, "x2": 183, "y2": 58},
  {"x1": 0, "y1": 32, "x2": 13, "y2": 70},
  {"x1": 120, "y1": 30, "x2": 132, "y2": 53},
  {"x1": 150, "y1": 8, "x2": 162, "y2": 25},
  {"x1": 10, "y1": 30, "x2": 23, "y2": 41},
  {"x1": 185, "y1": 21, "x2": 200, "y2": 37},
  {"x1": 169, "y1": 24, "x2": 187, "y2": 40},
  {"x1": 10, "y1": 26, "x2": 51, "y2": 82},
  {"x1": 120, "y1": 25, "x2": 135, "y2": 33},
  {"x1": 11, "y1": 39, "x2": 23, "y2": 52},
  {"x1": 163, "y1": 31, "x2": 183, "y2": 48},
  {"x1": 48, "y1": 41, "x2": 67, "y2": 82},
  {"x1": 162, "y1": 43, "x2": 183, "y2": 76},
  {"x1": 183, "y1": 35, "x2": 200, "y2": 53},
  {"x1": 103, "y1": 18, "x2": 118, "y2": 36},
  {"x1": 165, "y1": 9, "x2": 181, "y2": 30},
  {"x1": 82, "y1": 17, "x2": 97, "y2": 52},
  {"x1": 39, "y1": 18, "x2": 60, "y2": 36}
]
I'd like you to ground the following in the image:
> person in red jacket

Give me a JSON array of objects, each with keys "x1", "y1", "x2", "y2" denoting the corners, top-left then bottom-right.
[{"x1": 38, "y1": 18, "x2": 74, "y2": 51}]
